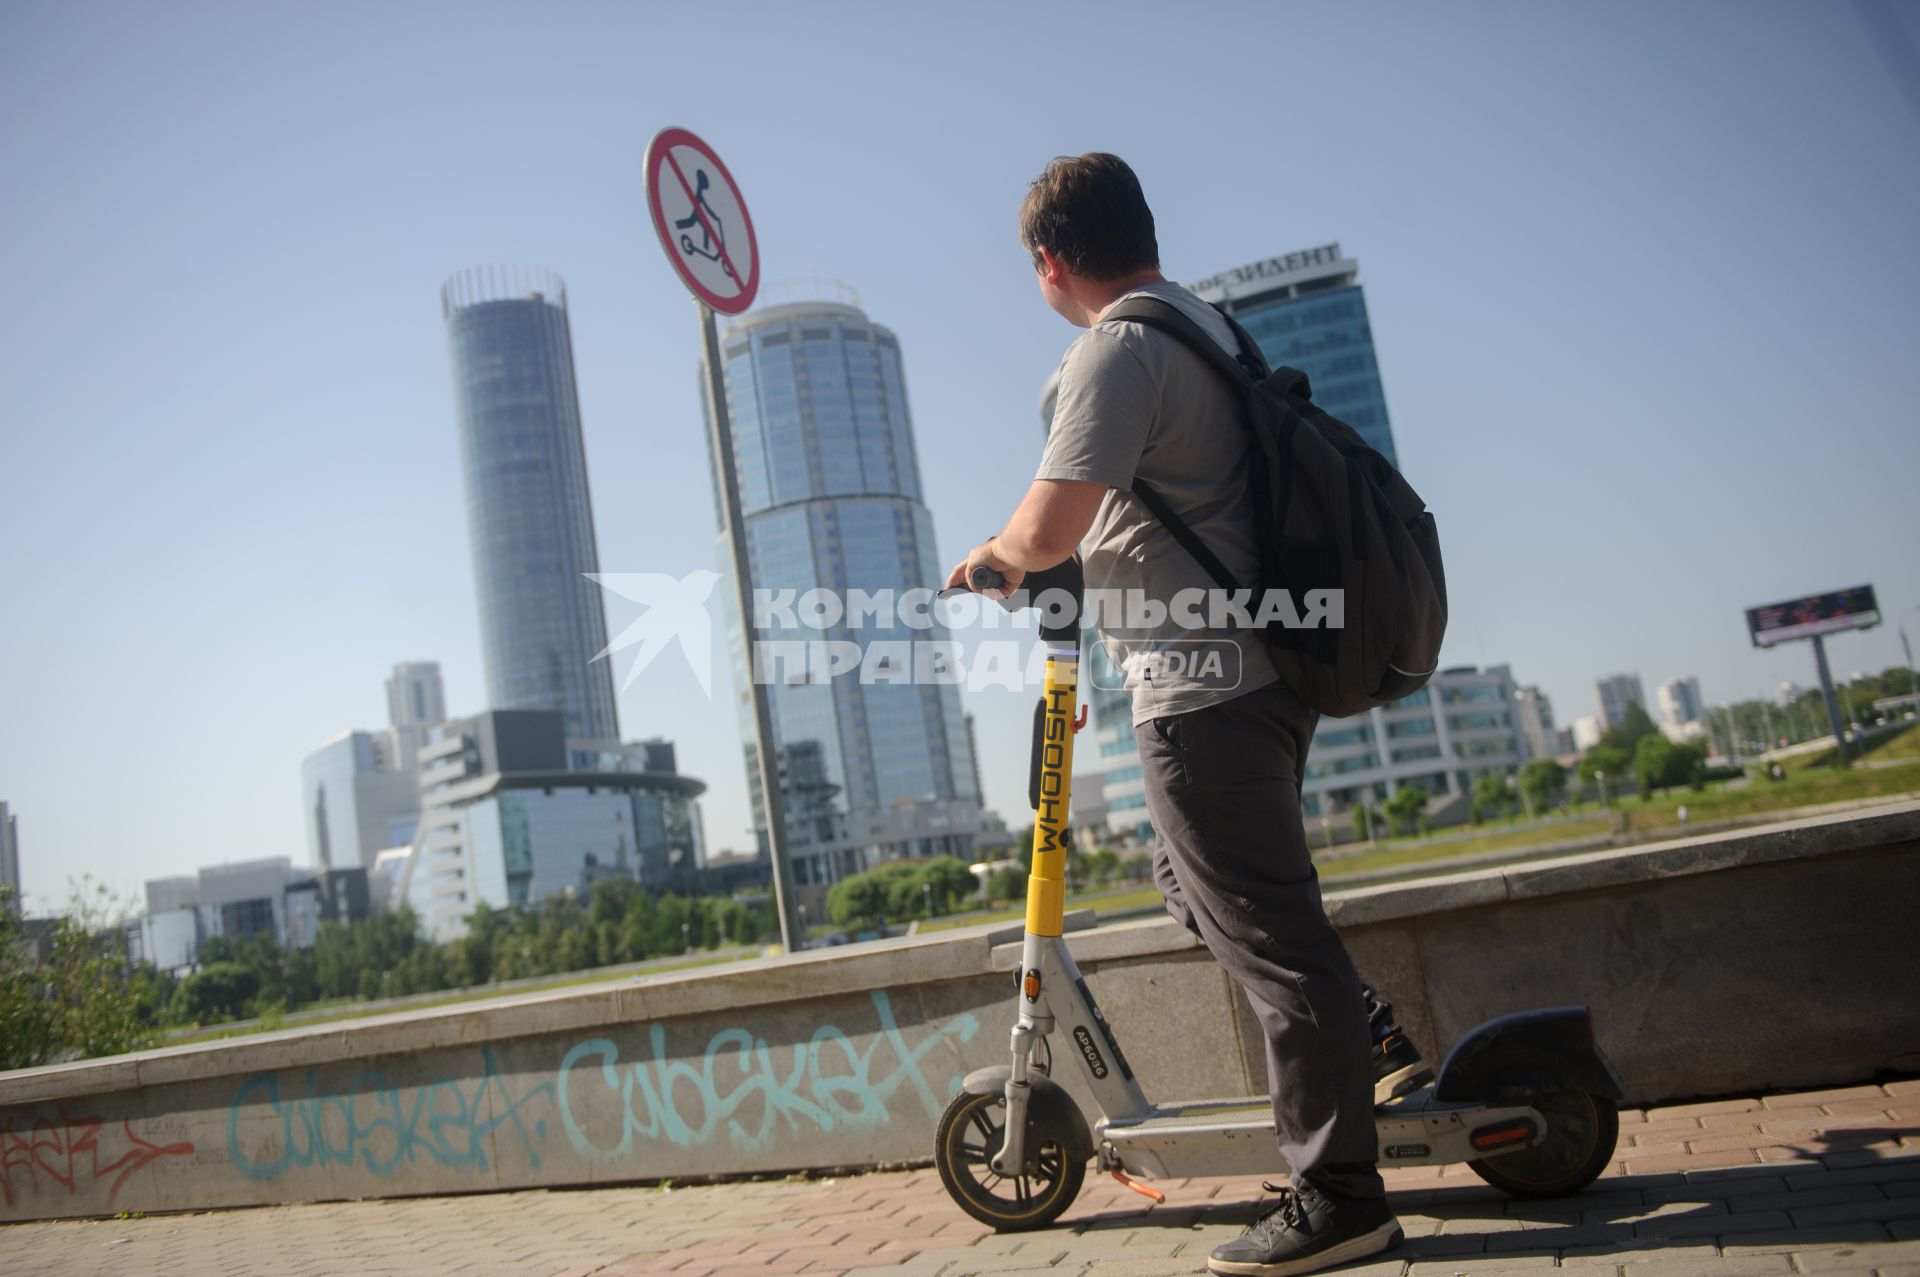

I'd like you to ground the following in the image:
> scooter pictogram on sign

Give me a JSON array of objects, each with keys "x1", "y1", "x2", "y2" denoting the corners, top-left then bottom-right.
[
  {"x1": 673, "y1": 168, "x2": 732, "y2": 277},
  {"x1": 645, "y1": 127, "x2": 759, "y2": 314}
]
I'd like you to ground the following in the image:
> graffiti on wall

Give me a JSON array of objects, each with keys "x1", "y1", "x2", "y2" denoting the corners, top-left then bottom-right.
[
  {"x1": 220, "y1": 988, "x2": 981, "y2": 1184},
  {"x1": 558, "y1": 989, "x2": 980, "y2": 1157},
  {"x1": 1, "y1": 1107, "x2": 194, "y2": 1208},
  {"x1": 227, "y1": 1044, "x2": 554, "y2": 1182}
]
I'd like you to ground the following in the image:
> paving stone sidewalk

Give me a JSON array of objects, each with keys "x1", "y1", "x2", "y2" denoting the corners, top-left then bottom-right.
[{"x1": 6, "y1": 1081, "x2": 1917, "y2": 1276}]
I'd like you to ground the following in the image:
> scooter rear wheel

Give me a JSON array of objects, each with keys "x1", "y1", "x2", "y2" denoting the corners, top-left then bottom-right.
[
  {"x1": 934, "y1": 1088, "x2": 1085, "y2": 1231},
  {"x1": 1469, "y1": 1090, "x2": 1619, "y2": 1198}
]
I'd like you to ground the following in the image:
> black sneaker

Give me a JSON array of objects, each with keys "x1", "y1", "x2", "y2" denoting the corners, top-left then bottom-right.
[
  {"x1": 1372, "y1": 1031, "x2": 1433, "y2": 1106},
  {"x1": 1207, "y1": 1179, "x2": 1402, "y2": 1276}
]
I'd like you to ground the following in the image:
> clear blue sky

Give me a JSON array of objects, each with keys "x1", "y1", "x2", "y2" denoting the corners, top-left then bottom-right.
[{"x1": 3, "y1": 0, "x2": 1917, "y2": 914}]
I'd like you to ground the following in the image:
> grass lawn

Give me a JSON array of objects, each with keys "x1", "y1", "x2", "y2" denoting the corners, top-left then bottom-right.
[
  {"x1": 1786, "y1": 721, "x2": 1920, "y2": 771},
  {"x1": 166, "y1": 949, "x2": 758, "y2": 1045}
]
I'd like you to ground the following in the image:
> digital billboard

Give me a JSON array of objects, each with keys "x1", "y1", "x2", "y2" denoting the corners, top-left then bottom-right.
[{"x1": 1745, "y1": 585, "x2": 1880, "y2": 648}]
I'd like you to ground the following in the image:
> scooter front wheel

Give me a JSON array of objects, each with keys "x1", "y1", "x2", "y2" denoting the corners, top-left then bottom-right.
[
  {"x1": 934, "y1": 1088, "x2": 1085, "y2": 1231},
  {"x1": 1469, "y1": 1090, "x2": 1620, "y2": 1198}
]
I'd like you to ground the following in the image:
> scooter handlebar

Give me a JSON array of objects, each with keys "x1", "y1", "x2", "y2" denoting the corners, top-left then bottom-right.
[
  {"x1": 960, "y1": 557, "x2": 1084, "y2": 646},
  {"x1": 969, "y1": 565, "x2": 1004, "y2": 592}
]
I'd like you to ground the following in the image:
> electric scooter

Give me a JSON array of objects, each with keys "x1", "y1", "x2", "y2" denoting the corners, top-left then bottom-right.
[{"x1": 931, "y1": 558, "x2": 1625, "y2": 1231}]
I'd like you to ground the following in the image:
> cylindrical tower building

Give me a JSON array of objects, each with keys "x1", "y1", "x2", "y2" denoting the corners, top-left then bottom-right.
[
  {"x1": 709, "y1": 297, "x2": 983, "y2": 905},
  {"x1": 442, "y1": 267, "x2": 619, "y2": 744}
]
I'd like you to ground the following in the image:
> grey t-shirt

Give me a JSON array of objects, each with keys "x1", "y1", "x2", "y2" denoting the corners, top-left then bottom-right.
[{"x1": 1035, "y1": 280, "x2": 1280, "y2": 725}]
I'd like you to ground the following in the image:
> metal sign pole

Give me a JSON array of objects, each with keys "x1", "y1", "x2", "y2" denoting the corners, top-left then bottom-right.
[
  {"x1": 698, "y1": 299, "x2": 804, "y2": 952},
  {"x1": 1809, "y1": 634, "x2": 1852, "y2": 767}
]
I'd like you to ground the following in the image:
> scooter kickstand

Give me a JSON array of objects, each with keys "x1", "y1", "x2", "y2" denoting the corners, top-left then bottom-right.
[{"x1": 1110, "y1": 1169, "x2": 1166, "y2": 1203}]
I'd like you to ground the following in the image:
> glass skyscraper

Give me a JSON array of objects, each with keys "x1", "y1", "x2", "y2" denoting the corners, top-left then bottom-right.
[
  {"x1": 442, "y1": 267, "x2": 619, "y2": 743},
  {"x1": 709, "y1": 298, "x2": 984, "y2": 906},
  {"x1": 1189, "y1": 243, "x2": 1400, "y2": 468}
]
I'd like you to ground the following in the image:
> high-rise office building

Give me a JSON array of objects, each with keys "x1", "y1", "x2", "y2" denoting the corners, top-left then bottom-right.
[
  {"x1": 301, "y1": 664, "x2": 444, "y2": 873},
  {"x1": 1657, "y1": 676, "x2": 1706, "y2": 730},
  {"x1": 442, "y1": 267, "x2": 619, "y2": 743},
  {"x1": 385, "y1": 661, "x2": 447, "y2": 770},
  {"x1": 300, "y1": 729, "x2": 421, "y2": 872},
  {"x1": 1596, "y1": 673, "x2": 1647, "y2": 730},
  {"x1": 708, "y1": 298, "x2": 985, "y2": 910},
  {"x1": 0, "y1": 801, "x2": 19, "y2": 913},
  {"x1": 1189, "y1": 243, "x2": 1400, "y2": 468}
]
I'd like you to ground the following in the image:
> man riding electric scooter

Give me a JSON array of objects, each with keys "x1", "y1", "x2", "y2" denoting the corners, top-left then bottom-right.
[{"x1": 946, "y1": 153, "x2": 1420, "y2": 1277}]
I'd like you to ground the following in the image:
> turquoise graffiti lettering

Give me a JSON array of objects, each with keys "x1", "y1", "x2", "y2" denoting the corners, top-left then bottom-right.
[
  {"x1": 558, "y1": 989, "x2": 976, "y2": 1156},
  {"x1": 227, "y1": 1045, "x2": 554, "y2": 1181}
]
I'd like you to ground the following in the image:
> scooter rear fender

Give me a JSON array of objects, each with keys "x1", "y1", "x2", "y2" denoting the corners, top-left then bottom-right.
[
  {"x1": 1432, "y1": 1006, "x2": 1626, "y2": 1105},
  {"x1": 962, "y1": 1065, "x2": 1095, "y2": 1164}
]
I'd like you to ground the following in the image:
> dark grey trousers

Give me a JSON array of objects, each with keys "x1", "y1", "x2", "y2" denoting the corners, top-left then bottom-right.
[{"x1": 1135, "y1": 678, "x2": 1385, "y2": 1200}]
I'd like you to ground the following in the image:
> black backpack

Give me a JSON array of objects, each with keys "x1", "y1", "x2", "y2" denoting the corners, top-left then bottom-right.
[{"x1": 1102, "y1": 295, "x2": 1448, "y2": 719}]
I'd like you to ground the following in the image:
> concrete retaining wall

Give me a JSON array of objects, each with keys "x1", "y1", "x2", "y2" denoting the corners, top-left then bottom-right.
[{"x1": 3, "y1": 802, "x2": 1916, "y2": 1222}]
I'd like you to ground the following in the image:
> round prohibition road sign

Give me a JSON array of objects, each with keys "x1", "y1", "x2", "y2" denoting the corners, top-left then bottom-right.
[{"x1": 645, "y1": 127, "x2": 760, "y2": 314}]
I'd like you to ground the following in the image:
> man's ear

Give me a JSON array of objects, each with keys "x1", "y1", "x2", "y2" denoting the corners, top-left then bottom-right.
[{"x1": 1036, "y1": 245, "x2": 1066, "y2": 286}]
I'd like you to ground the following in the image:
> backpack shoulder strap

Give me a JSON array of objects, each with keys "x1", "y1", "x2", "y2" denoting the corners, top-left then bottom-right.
[
  {"x1": 1101, "y1": 295, "x2": 1264, "y2": 595},
  {"x1": 1101, "y1": 295, "x2": 1263, "y2": 387},
  {"x1": 1128, "y1": 478, "x2": 1241, "y2": 593}
]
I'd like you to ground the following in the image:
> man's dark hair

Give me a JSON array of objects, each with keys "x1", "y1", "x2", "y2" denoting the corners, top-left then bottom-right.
[{"x1": 1018, "y1": 153, "x2": 1159, "y2": 281}]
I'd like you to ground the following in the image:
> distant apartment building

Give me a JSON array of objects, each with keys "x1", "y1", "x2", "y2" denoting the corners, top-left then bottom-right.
[
  {"x1": 395, "y1": 709, "x2": 707, "y2": 941},
  {"x1": 1657, "y1": 676, "x2": 1706, "y2": 731},
  {"x1": 0, "y1": 801, "x2": 18, "y2": 913},
  {"x1": 1298, "y1": 663, "x2": 1529, "y2": 820},
  {"x1": 133, "y1": 858, "x2": 327, "y2": 974},
  {"x1": 1512, "y1": 686, "x2": 1557, "y2": 762},
  {"x1": 1596, "y1": 673, "x2": 1647, "y2": 730},
  {"x1": 1571, "y1": 715, "x2": 1605, "y2": 752}
]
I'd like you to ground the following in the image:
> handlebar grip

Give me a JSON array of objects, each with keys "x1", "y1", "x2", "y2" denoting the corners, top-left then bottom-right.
[{"x1": 970, "y1": 565, "x2": 1005, "y2": 591}]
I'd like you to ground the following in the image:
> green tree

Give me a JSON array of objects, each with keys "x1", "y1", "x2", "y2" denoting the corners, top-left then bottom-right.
[
  {"x1": 1351, "y1": 803, "x2": 1375, "y2": 842},
  {"x1": 1383, "y1": 787, "x2": 1429, "y2": 837},
  {"x1": 1631, "y1": 734, "x2": 1708, "y2": 797},
  {"x1": 1632, "y1": 734, "x2": 1670, "y2": 800},
  {"x1": 1, "y1": 881, "x2": 161, "y2": 1068},
  {"x1": 1518, "y1": 759, "x2": 1567, "y2": 812},
  {"x1": 1579, "y1": 745, "x2": 1631, "y2": 786},
  {"x1": 1471, "y1": 775, "x2": 1512, "y2": 824},
  {"x1": 170, "y1": 961, "x2": 260, "y2": 1026},
  {"x1": 920, "y1": 857, "x2": 976, "y2": 914},
  {"x1": 827, "y1": 872, "x2": 891, "y2": 930},
  {"x1": 1597, "y1": 703, "x2": 1660, "y2": 757},
  {"x1": 1089, "y1": 848, "x2": 1119, "y2": 887},
  {"x1": 986, "y1": 865, "x2": 1027, "y2": 905}
]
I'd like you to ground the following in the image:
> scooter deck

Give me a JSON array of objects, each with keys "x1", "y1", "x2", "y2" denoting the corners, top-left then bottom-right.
[{"x1": 1099, "y1": 1087, "x2": 1543, "y2": 1180}]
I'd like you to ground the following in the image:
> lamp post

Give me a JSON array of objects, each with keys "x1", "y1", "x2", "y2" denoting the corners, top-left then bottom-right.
[
  {"x1": 1320, "y1": 814, "x2": 1333, "y2": 851},
  {"x1": 682, "y1": 921, "x2": 691, "y2": 955},
  {"x1": 923, "y1": 880, "x2": 933, "y2": 920},
  {"x1": 1594, "y1": 768, "x2": 1609, "y2": 815}
]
